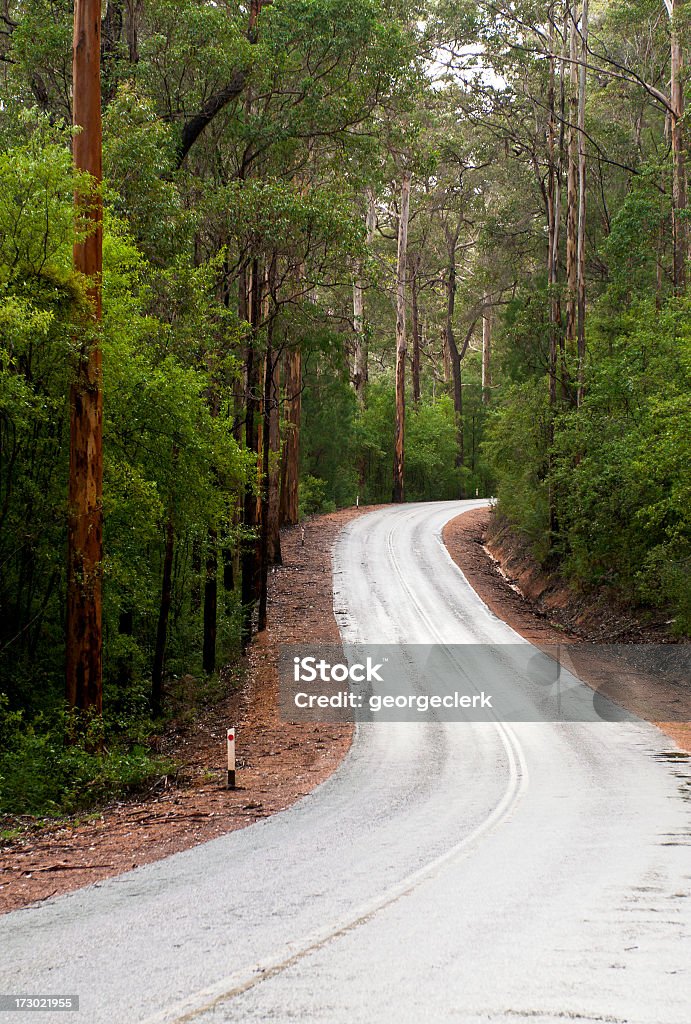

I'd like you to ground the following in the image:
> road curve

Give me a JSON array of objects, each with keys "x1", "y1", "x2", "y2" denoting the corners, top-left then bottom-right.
[{"x1": 1, "y1": 501, "x2": 690, "y2": 1024}]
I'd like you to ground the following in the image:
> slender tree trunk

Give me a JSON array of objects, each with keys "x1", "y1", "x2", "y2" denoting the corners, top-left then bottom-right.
[
  {"x1": 444, "y1": 226, "x2": 464, "y2": 472},
  {"x1": 576, "y1": 0, "x2": 589, "y2": 406},
  {"x1": 279, "y1": 347, "x2": 301, "y2": 525},
  {"x1": 353, "y1": 189, "x2": 376, "y2": 403},
  {"x1": 441, "y1": 325, "x2": 452, "y2": 383},
  {"x1": 258, "y1": 306, "x2": 276, "y2": 631},
  {"x1": 671, "y1": 0, "x2": 687, "y2": 293},
  {"x1": 547, "y1": 8, "x2": 559, "y2": 410},
  {"x1": 241, "y1": 259, "x2": 261, "y2": 647},
  {"x1": 482, "y1": 298, "x2": 492, "y2": 405},
  {"x1": 547, "y1": 5, "x2": 560, "y2": 539},
  {"x1": 392, "y1": 171, "x2": 411, "y2": 505},
  {"x1": 565, "y1": 2, "x2": 579, "y2": 352},
  {"x1": 66, "y1": 0, "x2": 103, "y2": 730},
  {"x1": 268, "y1": 350, "x2": 282, "y2": 565},
  {"x1": 191, "y1": 536, "x2": 202, "y2": 612},
  {"x1": 411, "y1": 254, "x2": 421, "y2": 406},
  {"x1": 151, "y1": 513, "x2": 174, "y2": 717},
  {"x1": 202, "y1": 530, "x2": 217, "y2": 673},
  {"x1": 657, "y1": 220, "x2": 665, "y2": 310},
  {"x1": 125, "y1": 0, "x2": 140, "y2": 63}
]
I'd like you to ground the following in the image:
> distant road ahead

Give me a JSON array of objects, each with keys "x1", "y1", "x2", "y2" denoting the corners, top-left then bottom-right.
[{"x1": 1, "y1": 501, "x2": 690, "y2": 1024}]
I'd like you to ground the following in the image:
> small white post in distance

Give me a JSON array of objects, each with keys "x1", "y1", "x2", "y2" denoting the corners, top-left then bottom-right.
[
  {"x1": 227, "y1": 727, "x2": 236, "y2": 789},
  {"x1": 356, "y1": 494, "x2": 360, "y2": 508}
]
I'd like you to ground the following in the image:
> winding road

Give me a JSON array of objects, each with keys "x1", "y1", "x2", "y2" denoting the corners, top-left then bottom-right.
[{"x1": 2, "y1": 501, "x2": 690, "y2": 1024}]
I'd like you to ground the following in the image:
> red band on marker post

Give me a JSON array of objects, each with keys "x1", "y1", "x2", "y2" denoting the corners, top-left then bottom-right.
[{"x1": 227, "y1": 727, "x2": 236, "y2": 789}]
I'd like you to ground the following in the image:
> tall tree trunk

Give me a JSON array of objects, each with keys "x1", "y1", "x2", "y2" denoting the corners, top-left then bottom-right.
[
  {"x1": 546, "y1": 4, "x2": 563, "y2": 539},
  {"x1": 352, "y1": 189, "x2": 376, "y2": 403},
  {"x1": 151, "y1": 512, "x2": 174, "y2": 718},
  {"x1": 576, "y1": 0, "x2": 589, "y2": 406},
  {"x1": 258, "y1": 308, "x2": 276, "y2": 631},
  {"x1": 125, "y1": 0, "x2": 140, "y2": 63},
  {"x1": 441, "y1": 325, "x2": 452, "y2": 383},
  {"x1": 547, "y1": 7, "x2": 559, "y2": 410},
  {"x1": 202, "y1": 530, "x2": 217, "y2": 673},
  {"x1": 565, "y1": 2, "x2": 579, "y2": 352},
  {"x1": 482, "y1": 297, "x2": 492, "y2": 405},
  {"x1": 241, "y1": 259, "x2": 261, "y2": 648},
  {"x1": 670, "y1": 0, "x2": 687, "y2": 293},
  {"x1": 279, "y1": 346, "x2": 301, "y2": 525},
  {"x1": 191, "y1": 536, "x2": 202, "y2": 612},
  {"x1": 411, "y1": 254, "x2": 421, "y2": 406},
  {"x1": 392, "y1": 171, "x2": 411, "y2": 505},
  {"x1": 268, "y1": 350, "x2": 282, "y2": 564},
  {"x1": 66, "y1": 0, "x2": 104, "y2": 730},
  {"x1": 444, "y1": 226, "x2": 464, "y2": 472}
]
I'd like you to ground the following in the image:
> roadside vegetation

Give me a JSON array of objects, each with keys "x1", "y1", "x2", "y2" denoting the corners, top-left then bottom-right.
[{"x1": 1, "y1": 1, "x2": 688, "y2": 817}]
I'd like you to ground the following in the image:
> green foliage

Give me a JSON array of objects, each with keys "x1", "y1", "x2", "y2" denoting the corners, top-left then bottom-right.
[
  {"x1": 0, "y1": 117, "x2": 249, "y2": 814},
  {"x1": 551, "y1": 299, "x2": 691, "y2": 629},
  {"x1": 299, "y1": 476, "x2": 337, "y2": 519},
  {"x1": 487, "y1": 295, "x2": 691, "y2": 632},
  {"x1": 482, "y1": 379, "x2": 551, "y2": 558},
  {"x1": 348, "y1": 383, "x2": 465, "y2": 503},
  {"x1": 300, "y1": 357, "x2": 359, "y2": 507},
  {"x1": 0, "y1": 717, "x2": 173, "y2": 817}
]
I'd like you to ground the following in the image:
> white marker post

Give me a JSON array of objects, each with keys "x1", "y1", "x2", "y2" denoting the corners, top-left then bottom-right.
[{"x1": 227, "y1": 727, "x2": 236, "y2": 789}]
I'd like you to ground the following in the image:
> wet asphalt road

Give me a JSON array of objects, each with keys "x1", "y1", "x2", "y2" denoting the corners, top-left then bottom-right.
[{"x1": 1, "y1": 501, "x2": 690, "y2": 1024}]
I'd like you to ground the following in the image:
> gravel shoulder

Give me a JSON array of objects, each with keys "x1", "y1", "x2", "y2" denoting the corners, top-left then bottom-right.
[
  {"x1": 0, "y1": 507, "x2": 375, "y2": 915},
  {"x1": 443, "y1": 506, "x2": 690, "y2": 753}
]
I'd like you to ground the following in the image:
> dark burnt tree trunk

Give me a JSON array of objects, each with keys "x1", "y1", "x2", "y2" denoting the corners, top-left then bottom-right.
[
  {"x1": 202, "y1": 530, "x2": 217, "y2": 673},
  {"x1": 151, "y1": 511, "x2": 174, "y2": 718}
]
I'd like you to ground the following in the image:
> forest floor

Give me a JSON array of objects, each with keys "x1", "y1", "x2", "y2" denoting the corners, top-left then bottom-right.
[
  {"x1": 0, "y1": 507, "x2": 378, "y2": 915},
  {"x1": 443, "y1": 507, "x2": 691, "y2": 754}
]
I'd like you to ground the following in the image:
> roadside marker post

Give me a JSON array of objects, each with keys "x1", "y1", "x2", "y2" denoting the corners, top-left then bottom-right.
[{"x1": 227, "y1": 727, "x2": 236, "y2": 789}]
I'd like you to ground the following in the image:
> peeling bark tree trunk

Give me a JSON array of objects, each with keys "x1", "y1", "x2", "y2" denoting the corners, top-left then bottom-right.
[
  {"x1": 576, "y1": 0, "x2": 588, "y2": 406},
  {"x1": 66, "y1": 0, "x2": 104, "y2": 729},
  {"x1": 392, "y1": 171, "x2": 411, "y2": 505},
  {"x1": 279, "y1": 346, "x2": 301, "y2": 525},
  {"x1": 353, "y1": 190, "x2": 376, "y2": 403}
]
